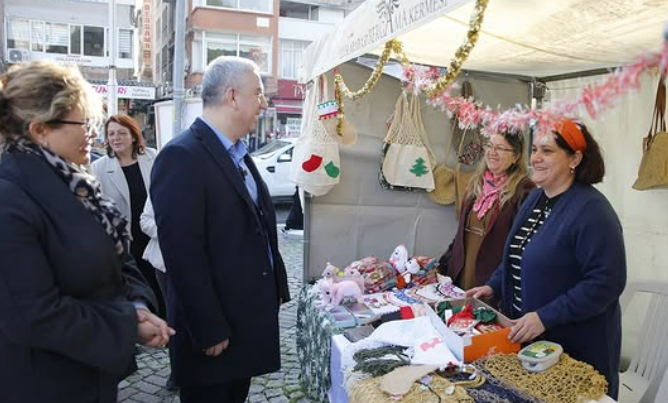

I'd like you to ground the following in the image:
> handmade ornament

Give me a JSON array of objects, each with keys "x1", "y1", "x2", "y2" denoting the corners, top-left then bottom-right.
[{"x1": 318, "y1": 74, "x2": 357, "y2": 145}]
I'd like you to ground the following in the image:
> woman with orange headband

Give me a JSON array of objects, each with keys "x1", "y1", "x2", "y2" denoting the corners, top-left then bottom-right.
[{"x1": 468, "y1": 120, "x2": 626, "y2": 399}]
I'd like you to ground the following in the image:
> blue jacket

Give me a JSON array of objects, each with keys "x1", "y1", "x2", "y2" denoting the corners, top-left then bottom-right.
[
  {"x1": 150, "y1": 118, "x2": 291, "y2": 387},
  {"x1": 0, "y1": 152, "x2": 156, "y2": 403},
  {"x1": 488, "y1": 182, "x2": 626, "y2": 397}
]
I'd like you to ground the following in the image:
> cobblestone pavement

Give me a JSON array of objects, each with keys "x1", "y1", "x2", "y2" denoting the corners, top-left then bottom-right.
[{"x1": 118, "y1": 229, "x2": 312, "y2": 403}]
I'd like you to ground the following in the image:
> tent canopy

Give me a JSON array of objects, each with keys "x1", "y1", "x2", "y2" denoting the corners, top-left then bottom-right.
[{"x1": 301, "y1": 0, "x2": 668, "y2": 81}]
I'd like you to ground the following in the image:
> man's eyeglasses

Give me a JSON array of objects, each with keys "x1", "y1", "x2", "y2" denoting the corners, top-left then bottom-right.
[
  {"x1": 47, "y1": 119, "x2": 96, "y2": 134},
  {"x1": 483, "y1": 143, "x2": 514, "y2": 154}
]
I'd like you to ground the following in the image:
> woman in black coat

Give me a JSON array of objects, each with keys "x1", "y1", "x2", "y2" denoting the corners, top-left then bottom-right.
[{"x1": 0, "y1": 61, "x2": 174, "y2": 403}]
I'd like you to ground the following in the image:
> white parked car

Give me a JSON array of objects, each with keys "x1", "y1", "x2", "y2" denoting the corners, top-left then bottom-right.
[{"x1": 251, "y1": 138, "x2": 298, "y2": 202}]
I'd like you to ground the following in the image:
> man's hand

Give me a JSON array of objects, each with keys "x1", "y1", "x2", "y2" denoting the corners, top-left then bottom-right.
[
  {"x1": 138, "y1": 321, "x2": 166, "y2": 347},
  {"x1": 465, "y1": 285, "x2": 494, "y2": 300},
  {"x1": 508, "y1": 312, "x2": 545, "y2": 344},
  {"x1": 136, "y1": 308, "x2": 175, "y2": 347},
  {"x1": 204, "y1": 339, "x2": 229, "y2": 357}
]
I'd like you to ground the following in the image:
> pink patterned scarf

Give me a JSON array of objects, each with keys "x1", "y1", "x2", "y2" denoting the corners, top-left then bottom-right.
[{"x1": 472, "y1": 170, "x2": 507, "y2": 220}]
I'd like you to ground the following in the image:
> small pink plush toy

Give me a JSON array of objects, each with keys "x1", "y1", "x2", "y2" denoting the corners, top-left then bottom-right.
[
  {"x1": 322, "y1": 262, "x2": 365, "y2": 293},
  {"x1": 320, "y1": 280, "x2": 363, "y2": 306}
]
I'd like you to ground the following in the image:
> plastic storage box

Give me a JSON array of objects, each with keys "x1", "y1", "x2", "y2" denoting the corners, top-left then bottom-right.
[{"x1": 518, "y1": 341, "x2": 563, "y2": 372}]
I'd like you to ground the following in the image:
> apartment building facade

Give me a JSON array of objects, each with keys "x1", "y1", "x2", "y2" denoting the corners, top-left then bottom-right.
[
  {"x1": 2, "y1": 0, "x2": 155, "y2": 114},
  {"x1": 174, "y1": 0, "x2": 344, "y2": 140},
  {"x1": 275, "y1": 0, "x2": 344, "y2": 137}
]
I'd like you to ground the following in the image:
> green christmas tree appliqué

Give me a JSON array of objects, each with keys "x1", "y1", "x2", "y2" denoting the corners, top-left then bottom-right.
[{"x1": 409, "y1": 157, "x2": 429, "y2": 177}]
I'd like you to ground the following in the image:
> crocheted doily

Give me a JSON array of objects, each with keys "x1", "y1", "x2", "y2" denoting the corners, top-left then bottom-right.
[
  {"x1": 349, "y1": 375, "x2": 474, "y2": 403},
  {"x1": 479, "y1": 353, "x2": 608, "y2": 403}
]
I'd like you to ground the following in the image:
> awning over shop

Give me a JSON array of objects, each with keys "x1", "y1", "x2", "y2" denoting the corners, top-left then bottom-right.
[{"x1": 273, "y1": 99, "x2": 304, "y2": 114}]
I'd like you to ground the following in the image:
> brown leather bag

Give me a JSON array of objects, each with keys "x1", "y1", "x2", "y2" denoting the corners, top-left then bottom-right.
[{"x1": 633, "y1": 76, "x2": 668, "y2": 190}]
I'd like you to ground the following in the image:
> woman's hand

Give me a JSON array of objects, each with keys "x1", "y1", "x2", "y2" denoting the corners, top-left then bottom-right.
[
  {"x1": 465, "y1": 285, "x2": 494, "y2": 300},
  {"x1": 136, "y1": 308, "x2": 175, "y2": 347},
  {"x1": 508, "y1": 312, "x2": 545, "y2": 344}
]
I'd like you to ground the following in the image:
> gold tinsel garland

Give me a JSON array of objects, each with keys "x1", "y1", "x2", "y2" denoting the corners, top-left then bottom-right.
[
  {"x1": 329, "y1": 0, "x2": 489, "y2": 137},
  {"x1": 333, "y1": 40, "x2": 409, "y2": 137},
  {"x1": 424, "y1": 0, "x2": 489, "y2": 98}
]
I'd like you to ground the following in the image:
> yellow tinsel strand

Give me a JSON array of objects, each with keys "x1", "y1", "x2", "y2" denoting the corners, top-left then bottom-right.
[
  {"x1": 333, "y1": 40, "x2": 409, "y2": 137},
  {"x1": 424, "y1": 0, "x2": 489, "y2": 98},
  {"x1": 334, "y1": 39, "x2": 407, "y2": 103}
]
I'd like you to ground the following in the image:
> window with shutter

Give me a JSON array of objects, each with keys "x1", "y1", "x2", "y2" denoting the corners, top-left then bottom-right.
[
  {"x1": 31, "y1": 21, "x2": 45, "y2": 52},
  {"x1": 46, "y1": 23, "x2": 69, "y2": 54},
  {"x1": 118, "y1": 29, "x2": 133, "y2": 59},
  {"x1": 7, "y1": 19, "x2": 30, "y2": 50}
]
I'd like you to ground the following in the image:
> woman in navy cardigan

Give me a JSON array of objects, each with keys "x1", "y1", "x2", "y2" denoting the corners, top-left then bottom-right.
[
  {"x1": 0, "y1": 61, "x2": 173, "y2": 403},
  {"x1": 468, "y1": 120, "x2": 626, "y2": 399}
]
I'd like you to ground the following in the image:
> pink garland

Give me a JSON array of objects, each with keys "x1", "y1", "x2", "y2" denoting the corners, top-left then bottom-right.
[{"x1": 403, "y1": 43, "x2": 668, "y2": 136}]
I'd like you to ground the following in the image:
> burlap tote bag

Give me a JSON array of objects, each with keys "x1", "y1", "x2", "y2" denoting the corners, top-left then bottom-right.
[
  {"x1": 429, "y1": 80, "x2": 480, "y2": 206},
  {"x1": 290, "y1": 78, "x2": 341, "y2": 197},
  {"x1": 428, "y1": 120, "x2": 457, "y2": 205},
  {"x1": 380, "y1": 93, "x2": 436, "y2": 191},
  {"x1": 454, "y1": 127, "x2": 479, "y2": 216},
  {"x1": 633, "y1": 76, "x2": 668, "y2": 190},
  {"x1": 316, "y1": 75, "x2": 357, "y2": 146}
]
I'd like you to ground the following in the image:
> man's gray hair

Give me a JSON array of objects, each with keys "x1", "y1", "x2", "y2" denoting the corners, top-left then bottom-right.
[{"x1": 201, "y1": 56, "x2": 259, "y2": 107}]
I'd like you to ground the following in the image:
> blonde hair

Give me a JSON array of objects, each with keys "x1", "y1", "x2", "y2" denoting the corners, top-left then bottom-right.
[
  {"x1": 467, "y1": 131, "x2": 529, "y2": 207},
  {"x1": 0, "y1": 60, "x2": 103, "y2": 142}
]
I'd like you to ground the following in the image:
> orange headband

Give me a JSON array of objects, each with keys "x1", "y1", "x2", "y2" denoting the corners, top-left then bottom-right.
[{"x1": 554, "y1": 119, "x2": 587, "y2": 152}]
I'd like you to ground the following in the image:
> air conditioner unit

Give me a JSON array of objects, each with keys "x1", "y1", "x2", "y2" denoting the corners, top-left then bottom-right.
[{"x1": 8, "y1": 48, "x2": 30, "y2": 63}]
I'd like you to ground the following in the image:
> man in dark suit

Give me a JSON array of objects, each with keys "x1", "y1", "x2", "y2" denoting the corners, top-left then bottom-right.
[{"x1": 150, "y1": 56, "x2": 290, "y2": 403}]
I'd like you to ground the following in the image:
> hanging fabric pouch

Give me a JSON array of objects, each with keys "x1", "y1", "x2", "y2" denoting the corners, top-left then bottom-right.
[
  {"x1": 379, "y1": 93, "x2": 436, "y2": 191},
  {"x1": 316, "y1": 75, "x2": 357, "y2": 146},
  {"x1": 290, "y1": 76, "x2": 341, "y2": 197},
  {"x1": 633, "y1": 76, "x2": 668, "y2": 190}
]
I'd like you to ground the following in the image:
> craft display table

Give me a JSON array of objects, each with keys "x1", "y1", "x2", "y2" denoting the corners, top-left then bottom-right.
[{"x1": 297, "y1": 285, "x2": 618, "y2": 403}]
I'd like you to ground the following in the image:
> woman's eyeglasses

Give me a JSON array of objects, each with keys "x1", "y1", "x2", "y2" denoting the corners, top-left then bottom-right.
[
  {"x1": 47, "y1": 119, "x2": 96, "y2": 134},
  {"x1": 483, "y1": 143, "x2": 514, "y2": 154}
]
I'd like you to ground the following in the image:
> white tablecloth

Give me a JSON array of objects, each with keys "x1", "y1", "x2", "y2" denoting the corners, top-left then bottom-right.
[{"x1": 328, "y1": 334, "x2": 616, "y2": 403}]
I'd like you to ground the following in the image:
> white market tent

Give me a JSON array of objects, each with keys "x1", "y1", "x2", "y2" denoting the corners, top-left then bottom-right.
[
  {"x1": 296, "y1": 1, "x2": 668, "y2": 383},
  {"x1": 302, "y1": 0, "x2": 668, "y2": 81}
]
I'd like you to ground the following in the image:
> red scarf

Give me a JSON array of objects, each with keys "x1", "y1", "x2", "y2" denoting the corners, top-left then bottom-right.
[{"x1": 472, "y1": 170, "x2": 507, "y2": 220}]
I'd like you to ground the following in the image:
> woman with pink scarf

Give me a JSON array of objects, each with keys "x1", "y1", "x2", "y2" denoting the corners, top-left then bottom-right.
[{"x1": 438, "y1": 131, "x2": 534, "y2": 290}]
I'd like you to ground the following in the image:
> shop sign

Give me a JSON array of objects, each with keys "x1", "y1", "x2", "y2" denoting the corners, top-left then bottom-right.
[{"x1": 92, "y1": 84, "x2": 156, "y2": 100}]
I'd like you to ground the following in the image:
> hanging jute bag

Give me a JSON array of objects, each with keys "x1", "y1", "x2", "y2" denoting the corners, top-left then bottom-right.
[
  {"x1": 454, "y1": 80, "x2": 483, "y2": 215},
  {"x1": 633, "y1": 76, "x2": 668, "y2": 190},
  {"x1": 428, "y1": 122, "x2": 457, "y2": 205},
  {"x1": 316, "y1": 75, "x2": 358, "y2": 146},
  {"x1": 454, "y1": 127, "x2": 478, "y2": 216},
  {"x1": 428, "y1": 80, "x2": 481, "y2": 208},
  {"x1": 290, "y1": 76, "x2": 341, "y2": 196},
  {"x1": 379, "y1": 93, "x2": 436, "y2": 191}
]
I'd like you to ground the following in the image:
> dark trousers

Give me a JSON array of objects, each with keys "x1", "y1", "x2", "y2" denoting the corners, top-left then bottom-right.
[
  {"x1": 179, "y1": 379, "x2": 251, "y2": 403},
  {"x1": 131, "y1": 241, "x2": 166, "y2": 317},
  {"x1": 285, "y1": 187, "x2": 303, "y2": 230}
]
